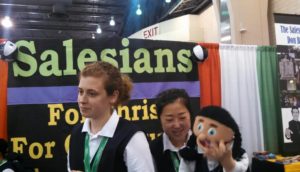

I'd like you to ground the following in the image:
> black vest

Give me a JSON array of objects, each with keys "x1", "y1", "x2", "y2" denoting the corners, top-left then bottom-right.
[
  {"x1": 150, "y1": 135, "x2": 177, "y2": 172},
  {"x1": 69, "y1": 118, "x2": 139, "y2": 172}
]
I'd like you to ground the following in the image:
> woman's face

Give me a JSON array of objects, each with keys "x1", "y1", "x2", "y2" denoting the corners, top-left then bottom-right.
[{"x1": 160, "y1": 99, "x2": 191, "y2": 147}]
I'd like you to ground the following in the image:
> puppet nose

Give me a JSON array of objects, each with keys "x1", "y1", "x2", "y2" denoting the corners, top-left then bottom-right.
[{"x1": 196, "y1": 133, "x2": 206, "y2": 146}]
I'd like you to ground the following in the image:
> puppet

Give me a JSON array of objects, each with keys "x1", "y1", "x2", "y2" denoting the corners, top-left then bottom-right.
[{"x1": 180, "y1": 106, "x2": 249, "y2": 172}]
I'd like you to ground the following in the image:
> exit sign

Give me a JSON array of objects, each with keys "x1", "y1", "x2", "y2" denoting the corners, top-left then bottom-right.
[{"x1": 143, "y1": 24, "x2": 159, "y2": 39}]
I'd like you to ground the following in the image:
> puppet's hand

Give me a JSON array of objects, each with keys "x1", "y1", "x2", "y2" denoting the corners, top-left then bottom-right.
[
  {"x1": 203, "y1": 140, "x2": 236, "y2": 171},
  {"x1": 202, "y1": 140, "x2": 230, "y2": 161},
  {"x1": 218, "y1": 141, "x2": 235, "y2": 172}
]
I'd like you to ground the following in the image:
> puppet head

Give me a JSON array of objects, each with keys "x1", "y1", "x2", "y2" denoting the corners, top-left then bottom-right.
[{"x1": 193, "y1": 106, "x2": 244, "y2": 160}]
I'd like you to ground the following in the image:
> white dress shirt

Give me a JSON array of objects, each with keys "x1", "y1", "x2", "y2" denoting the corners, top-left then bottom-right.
[
  {"x1": 69, "y1": 110, "x2": 155, "y2": 172},
  {"x1": 162, "y1": 130, "x2": 196, "y2": 172},
  {"x1": 196, "y1": 145, "x2": 249, "y2": 172}
]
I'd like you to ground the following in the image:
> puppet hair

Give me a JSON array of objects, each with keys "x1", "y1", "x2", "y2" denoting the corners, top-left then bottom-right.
[{"x1": 198, "y1": 106, "x2": 245, "y2": 160}]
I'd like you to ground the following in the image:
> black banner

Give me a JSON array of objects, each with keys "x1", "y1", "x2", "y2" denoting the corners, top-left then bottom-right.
[{"x1": 7, "y1": 37, "x2": 200, "y2": 171}]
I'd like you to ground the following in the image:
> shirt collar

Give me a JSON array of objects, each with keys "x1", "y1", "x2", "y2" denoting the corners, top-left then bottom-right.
[
  {"x1": 81, "y1": 110, "x2": 119, "y2": 138},
  {"x1": 163, "y1": 130, "x2": 192, "y2": 152}
]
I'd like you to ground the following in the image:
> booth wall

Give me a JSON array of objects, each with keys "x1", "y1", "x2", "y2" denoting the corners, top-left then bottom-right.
[
  {"x1": 129, "y1": 6, "x2": 219, "y2": 43},
  {"x1": 227, "y1": 0, "x2": 269, "y2": 45}
]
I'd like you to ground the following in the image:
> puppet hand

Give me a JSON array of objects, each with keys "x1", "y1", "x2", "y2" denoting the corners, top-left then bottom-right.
[
  {"x1": 219, "y1": 141, "x2": 236, "y2": 171},
  {"x1": 195, "y1": 133, "x2": 226, "y2": 159},
  {"x1": 202, "y1": 141, "x2": 236, "y2": 171},
  {"x1": 203, "y1": 140, "x2": 231, "y2": 161}
]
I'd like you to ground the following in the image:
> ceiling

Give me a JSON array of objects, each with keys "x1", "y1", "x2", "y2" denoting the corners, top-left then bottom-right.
[{"x1": 0, "y1": 0, "x2": 212, "y2": 40}]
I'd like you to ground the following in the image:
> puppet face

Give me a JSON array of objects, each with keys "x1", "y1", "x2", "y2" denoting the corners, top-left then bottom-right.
[{"x1": 193, "y1": 116, "x2": 234, "y2": 150}]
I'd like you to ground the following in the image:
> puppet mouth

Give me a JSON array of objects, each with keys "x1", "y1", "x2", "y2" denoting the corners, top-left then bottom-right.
[{"x1": 200, "y1": 139, "x2": 211, "y2": 148}]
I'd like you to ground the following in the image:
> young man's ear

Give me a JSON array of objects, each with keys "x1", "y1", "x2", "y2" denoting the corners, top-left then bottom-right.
[{"x1": 110, "y1": 90, "x2": 119, "y2": 105}]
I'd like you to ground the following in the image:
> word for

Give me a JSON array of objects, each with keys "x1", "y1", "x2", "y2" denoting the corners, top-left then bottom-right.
[{"x1": 48, "y1": 99, "x2": 158, "y2": 126}]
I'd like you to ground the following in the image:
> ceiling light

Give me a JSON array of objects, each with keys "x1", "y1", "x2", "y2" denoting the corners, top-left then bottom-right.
[
  {"x1": 96, "y1": 25, "x2": 102, "y2": 34},
  {"x1": 1, "y1": 16, "x2": 13, "y2": 28},
  {"x1": 165, "y1": 0, "x2": 171, "y2": 3},
  {"x1": 109, "y1": 16, "x2": 115, "y2": 26},
  {"x1": 136, "y1": 4, "x2": 142, "y2": 15},
  {"x1": 92, "y1": 33, "x2": 95, "y2": 39}
]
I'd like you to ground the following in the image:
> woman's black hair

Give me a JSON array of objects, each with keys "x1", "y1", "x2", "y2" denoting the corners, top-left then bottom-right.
[{"x1": 155, "y1": 88, "x2": 192, "y2": 117}]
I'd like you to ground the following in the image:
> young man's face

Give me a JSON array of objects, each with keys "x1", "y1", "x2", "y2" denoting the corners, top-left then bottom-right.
[
  {"x1": 292, "y1": 108, "x2": 300, "y2": 121},
  {"x1": 160, "y1": 99, "x2": 191, "y2": 146},
  {"x1": 77, "y1": 76, "x2": 118, "y2": 119}
]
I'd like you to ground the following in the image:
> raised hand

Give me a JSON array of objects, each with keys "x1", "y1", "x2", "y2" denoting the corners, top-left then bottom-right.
[{"x1": 285, "y1": 128, "x2": 293, "y2": 139}]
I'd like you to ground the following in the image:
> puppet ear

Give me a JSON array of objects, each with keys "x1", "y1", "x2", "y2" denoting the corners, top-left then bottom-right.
[{"x1": 225, "y1": 140, "x2": 234, "y2": 150}]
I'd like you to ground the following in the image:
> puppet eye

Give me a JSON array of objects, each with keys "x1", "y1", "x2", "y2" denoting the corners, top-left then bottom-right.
[
  {"x1": 207, "y1": 128, "x2": 217, "y2": 136},
  {"x1": 197, "y1": 123, "x2": 204, "y2": 131}
]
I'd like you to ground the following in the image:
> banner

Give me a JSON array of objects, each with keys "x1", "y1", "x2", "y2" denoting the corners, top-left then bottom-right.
[
  {"x1": 275, "y1": 23, "x2": 300, "y2": 46},
  {"x1": 7, "y1": 37, "x2": 200, "y2": 171}
]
